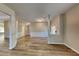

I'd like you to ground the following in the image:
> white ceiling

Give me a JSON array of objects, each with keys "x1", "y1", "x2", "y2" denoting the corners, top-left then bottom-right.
[{"x1": 5, "y1": 3, "x2": 75, "y2": 22}]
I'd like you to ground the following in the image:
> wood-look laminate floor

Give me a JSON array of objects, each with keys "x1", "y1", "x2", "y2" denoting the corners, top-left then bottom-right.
[{"x1": 0, "y1": 36, "x2": 79, "y2": 56}]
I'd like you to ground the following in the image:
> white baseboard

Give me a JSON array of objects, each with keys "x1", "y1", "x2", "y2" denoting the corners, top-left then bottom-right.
[
  {"x1": 64, "y1": 43, "x2": 79, "y2": 54},
  {"x1": 48, "y1": 41, "x2": 64, "y2": 44}
]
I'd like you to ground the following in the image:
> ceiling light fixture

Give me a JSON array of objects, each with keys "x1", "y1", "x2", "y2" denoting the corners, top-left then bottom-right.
[
  {"x1": 26, "y1": 22, "x2": 30, "y2": 26},
  {"x1": 36, "y1": 18, "x2": 45, "y2": 22}
]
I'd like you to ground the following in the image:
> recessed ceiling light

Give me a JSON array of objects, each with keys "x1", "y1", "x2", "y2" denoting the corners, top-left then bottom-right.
[
  {"x1": 36, "y1": 18, "x2": 45, "y2": 22},
  {"x1": 26, "y1": 22, "x2": 30, "y2": 26}
]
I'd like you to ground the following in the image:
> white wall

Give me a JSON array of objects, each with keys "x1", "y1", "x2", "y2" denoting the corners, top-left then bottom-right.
[
  {"x1": 64, "y1": 4, "x2": 79, "y2": 53},
  {"x1": 48, "y1": 15, "x2": 64, "y2": 44},
  {"x1": 30, "y1": 22, "x2": 48, "y2": 37},
  {"x1": 16, "y1": 18, "x2": 24, "y2": 38},
  {"x1": 51, "y1": 16, "x2": 60, "y2": 35},
  {"x1": 16, "y1": 17, "x2": 29, "y2": 39},
  {"x1": 0, "y1": 4, "x2": 16, "y2": 49}
]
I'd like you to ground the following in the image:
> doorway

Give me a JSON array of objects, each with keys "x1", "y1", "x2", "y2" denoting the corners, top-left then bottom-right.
[{"x1": 0, "y1": 11, "x2": 10, "y2": 49}]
